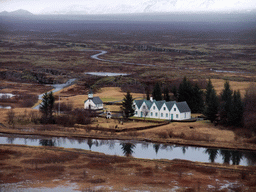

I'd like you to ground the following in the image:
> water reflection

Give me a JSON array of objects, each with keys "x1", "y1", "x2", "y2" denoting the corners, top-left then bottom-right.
[
  {"x1": 153, "y1": 144, "x2": 160, "y2": 154},
  {"x1": 120, "y1": 143, "x2": 136, "y2": 157},
  {"x1": 87, "y1": 139, "x2": 93, "y2": 150},
  {"x1": 205, "y1": 148, "x2": 219, "y2": 163},
  {"x1": 220, "y1": 149, "x2": 232, "y2": 164},
  {"x1": 6, "y1": 137, "x2": 15, "y2": 144},
  {"x1": 231, "y1": 150, "x2": 243, "y2": 165},
  {"x1": 39, "y1": 139, "x2": 55, "y2": 146},
  {"x1": 0, "y1": 135, "x2": 255, "y2": 166}
]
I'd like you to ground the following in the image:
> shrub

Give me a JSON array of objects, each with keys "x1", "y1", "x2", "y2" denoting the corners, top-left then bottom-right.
[
  {"x1": 157, "y1": 131, "x2": 168, "y2": 139},
  {"x1": 54, "y1": 101, "x2": 73, "y2": 112}
]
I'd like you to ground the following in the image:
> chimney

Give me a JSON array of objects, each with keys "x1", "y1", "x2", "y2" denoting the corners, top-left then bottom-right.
[{"x1": 150, "y1": 97, "x2": 153, "y2": 102}]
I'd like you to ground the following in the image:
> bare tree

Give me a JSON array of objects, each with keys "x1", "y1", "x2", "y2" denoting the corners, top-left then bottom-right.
[{"x1": 142, "y1": 106, "x2": 149, "y2": 120}]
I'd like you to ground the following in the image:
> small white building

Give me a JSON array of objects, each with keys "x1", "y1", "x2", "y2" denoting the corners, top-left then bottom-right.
[
  {"x1": 133, "y1": 98, "x2": 191, "y2": 121},
  {"x1": 84, "y1": 90, "x2": 103, "y2": 110}
]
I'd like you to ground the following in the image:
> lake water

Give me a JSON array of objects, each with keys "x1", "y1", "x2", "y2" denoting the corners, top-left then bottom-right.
[
  {"x1": 0, "y1": 134, "x2": 255, "y2": 166},
  {"x1": 85, "y1": 72, "x2": 128, "y2": 76}
]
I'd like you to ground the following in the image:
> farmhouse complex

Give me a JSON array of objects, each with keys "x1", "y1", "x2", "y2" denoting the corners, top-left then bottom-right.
[{"x1": 133, "y1": 98, "x2": 191, "y2": 121}]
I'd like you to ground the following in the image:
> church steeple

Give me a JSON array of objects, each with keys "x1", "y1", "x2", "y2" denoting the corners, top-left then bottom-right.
[{"x1": 88, "y1": 89, "x2": 93, "y2": 99}]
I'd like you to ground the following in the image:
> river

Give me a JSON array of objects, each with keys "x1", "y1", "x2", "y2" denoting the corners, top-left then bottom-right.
[{"x1": 1, "y1": 134, "x2": 255, "y2": 166}]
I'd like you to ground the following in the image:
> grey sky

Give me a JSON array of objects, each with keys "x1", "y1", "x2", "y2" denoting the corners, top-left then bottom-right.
[{"x1": 1, "y1": 0, "x2": 256, "y2": 14}]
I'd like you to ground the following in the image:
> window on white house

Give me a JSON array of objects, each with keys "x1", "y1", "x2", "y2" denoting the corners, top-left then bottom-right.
[
  {"x1": 153, "y1": 106, "x2": 155, "y2": 110},
  {"x1": 166, "y1": 113, "x2": 168, "y2": 117},
  {"x1": 135, "y1": 111, "x2": 138, "y2": 115},
  {"x1": 176, "y1": 114, "x2": 179, "y2": 118},
  {"x1": 155, "y1": 112, "x2": 158, "y2": 117},
  {"x1": 163, "y1": 107, "x2": 166, "y2": 110},
  {"x1": 161, "y1": 113, "x2": 163, "y2": 117},
  {"x1": 143, "y1": 106, "x2": 146, "y2": 109},
  {"x1": 174, "y1": 108, "x2": 176, "y2": 111},
  {"x1": 185, "y1": 113, "x2": 186, "y2": 118},
  {"x1": 151, "y1": 112, "x2": 153, "y2": 116}
]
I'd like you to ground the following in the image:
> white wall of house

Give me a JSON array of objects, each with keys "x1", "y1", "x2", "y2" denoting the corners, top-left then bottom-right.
[
  {"x1": 133, "y1": 100, "x2": 191, "y2": 121},
  {"x1": 179, "y1": 112, "x2": 191, "y2": 120},
  {"x1": 150, "y1": 103, "x2": 159, "y2": 119},
  {"x1": 84, "y1": 100, "x2": 96, "y2": 109},
  {"x1": 159, "y1": 103, "x2": 169, "y2": 120},
  {"x1": 169, "y1": 104, "x2": 180, "y2": 120},
  {"x1": 84, "y1": 99, "x2": 103, "y2": 110}
]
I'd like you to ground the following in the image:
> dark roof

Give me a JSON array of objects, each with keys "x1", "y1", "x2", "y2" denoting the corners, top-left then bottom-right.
[
  {"x1": 92, "y1": 97, "x2": 103, "y2": 105},
  {"x1": 165, "y1": 101, "x2": 176, "y2": 111},
  {"x1": 134, "y1": 99, "x2": 191, "y2": 113},
  {"x1": 176, "y1": 101, "x2": 191, "y2": 113},
  {"x1": 155, "y1": 100, "x2": 165, "y2": 110},
  {"x1": 134, "y1": 100, "x2": 144, "y2": 109},
  {"x1": 144, "y1": 100, "x2": 153, "y2": 109}
]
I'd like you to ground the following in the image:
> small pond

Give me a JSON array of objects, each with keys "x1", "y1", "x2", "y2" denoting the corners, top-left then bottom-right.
[
  {"x1": 85, "y1": 72, "x2": 128, "y2": 76},
  {"x1": 0, "y1": 134, "x2": 255, "y2": 166},
  {"x1": 0, "y1": 106, "x2": 11, "y2": 109},
  {"x1": 0, "y1": 93, "x2": 15, "y2": 98}
]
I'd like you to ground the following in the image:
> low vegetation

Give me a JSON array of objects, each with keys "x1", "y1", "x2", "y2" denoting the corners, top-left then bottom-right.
[{"x1": 0, "y1": 23, "x2": 256, "y2": 191}]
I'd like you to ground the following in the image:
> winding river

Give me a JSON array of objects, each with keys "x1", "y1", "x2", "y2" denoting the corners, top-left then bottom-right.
[{"x1": 84, "y1": 49, "x2": 156, "y2": 67}]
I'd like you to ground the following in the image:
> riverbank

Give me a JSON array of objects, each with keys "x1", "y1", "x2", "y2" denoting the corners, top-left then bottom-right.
[
  {"x1": 0, "y1": 121, "x2": 255, "y2": 152},
  {"x1": 0, "y1": 144, "x2": 255, "y2": 191}
]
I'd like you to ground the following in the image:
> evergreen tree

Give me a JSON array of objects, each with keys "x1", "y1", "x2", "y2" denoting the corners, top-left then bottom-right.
[
  {"x1": 243, "y1": 83, "x2": 256, "y2": 132},
  {"x1": 220, "y1": 81, "x2": 233, "y2": 125},
  {"x1": 230, "y1": 90, "x2": 243, "y2": 127},
  {"x1": 178, "y1": 77, "x2": 204, "y2": 113},
  {"x1": 204, "y1": 79, "x2": 219, "y2": 123},
  {"x1": 48, "y1": 91, "x2": 55, "y2": 123},
  {"x1": 145, "y1": 86, "x2": 150, "y2": 100},
  {"x1": 121, "y1": 91, "x2": 135, "y2": 119},
  {"x1": 178, "y1": 77, "x2": 192, "y2": 103},
  {"x1": 40, "y1": 92, "x2": 55, "y2": 124},
  {"x1": 152, "y1": 82, "x2": 162, "y2": 101},
  {"x1": 163, "y1": 87, "x2": 170, "y2": 101},
  {"x1": 192, "y1": 83, "x2": 205, "y2": 113},
  {"x1": 40, "y1": 92, "x2": 49, "y2": 123},
  {"x1": 170, "y1": 86, "x2": 178, "y2": 100},
  {"x1": 205, "y1": 78, "x2": 214, "y2": 104}
]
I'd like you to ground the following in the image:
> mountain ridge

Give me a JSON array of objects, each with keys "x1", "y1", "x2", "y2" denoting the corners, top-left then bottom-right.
[{"x1": 0, "y1": 9, "x2": 33, "y2": 16}]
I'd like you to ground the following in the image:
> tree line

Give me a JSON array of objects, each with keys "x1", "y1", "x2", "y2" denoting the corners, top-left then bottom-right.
[{"x1": 148, "y1": 77, "x2": 255, "y2": 131}]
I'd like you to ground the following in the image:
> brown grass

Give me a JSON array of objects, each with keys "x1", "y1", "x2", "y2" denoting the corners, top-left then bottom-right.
[{"x1": 0, "y1": 145, "x2": 255, "y2": 191}]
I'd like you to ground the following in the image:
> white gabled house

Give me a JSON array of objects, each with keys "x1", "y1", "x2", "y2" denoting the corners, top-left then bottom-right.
[
  {"x1": 133, "y1": 97, "x2": 191, "y2": 121},
  {"x1": 84, "y1": 90, "x2": 103, "y2": 110}
]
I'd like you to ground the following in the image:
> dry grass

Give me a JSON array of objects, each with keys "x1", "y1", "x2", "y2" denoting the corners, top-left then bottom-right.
[
  {"x1": 56, "y1": 87, "x2": 143, "y2": 109},
  {"x1": 90, "y1": 117, "x2": 157, "y2": 130},
  {"x1": 0, "y1": 145, "x2": 254, "y2": 191},
  {"x1": 211, "y1": 79, "x2": 251, "y2": 97},
  {"x1": 140, "y1": 121, "x2": 236, "y2": 143}
]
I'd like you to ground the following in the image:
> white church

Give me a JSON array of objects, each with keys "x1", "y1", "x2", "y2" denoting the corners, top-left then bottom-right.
[
  {"x1": 133, "y1": 97, "x2": 191, "y2": 121},
  {"x1": 84, "y1": 90, "x2": 103, "y2": 110}
]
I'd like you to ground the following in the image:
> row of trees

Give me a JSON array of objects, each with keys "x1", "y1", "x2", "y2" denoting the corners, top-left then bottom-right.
[
  {"x1": 150, "y1": 78, "x2": 204, "y2": 113},
  {"x1": 149, "y1": 77, "x2": 252, "y2": 128}
]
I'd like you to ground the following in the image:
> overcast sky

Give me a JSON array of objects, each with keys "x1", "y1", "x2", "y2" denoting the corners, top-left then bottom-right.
[{"x1": 1, "y1": 0, "x2": 256, "y2": 14}]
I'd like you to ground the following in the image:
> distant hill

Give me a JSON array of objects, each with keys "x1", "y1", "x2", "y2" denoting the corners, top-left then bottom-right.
[{"x1": 0, "y1": 9, "x2": 33, "y2": 16}]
